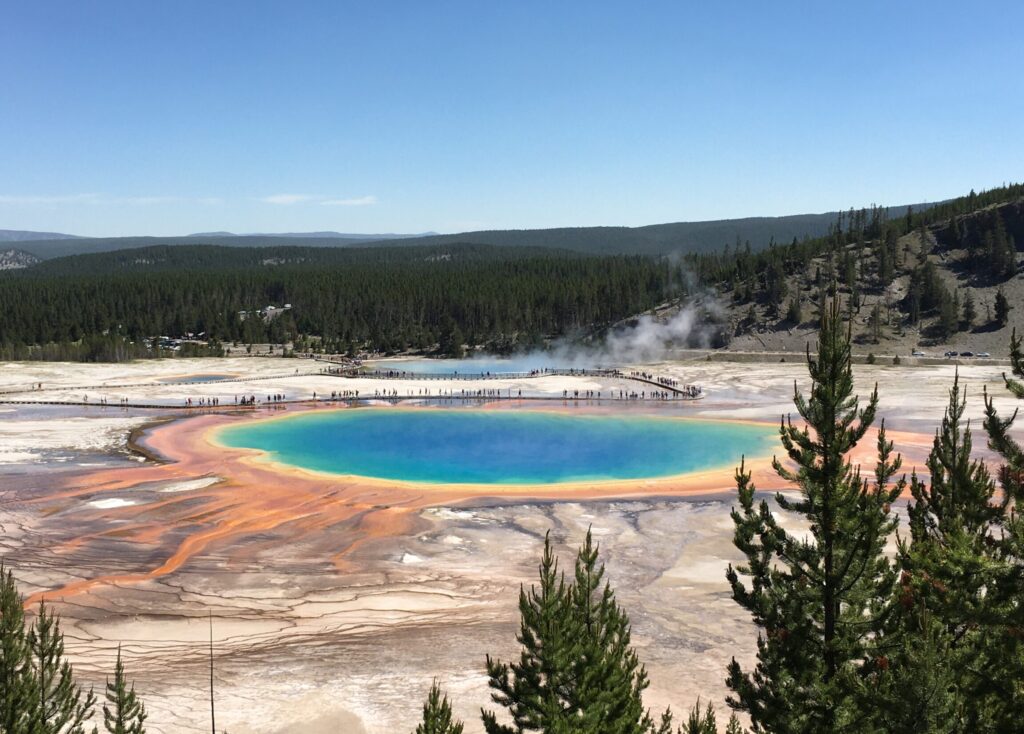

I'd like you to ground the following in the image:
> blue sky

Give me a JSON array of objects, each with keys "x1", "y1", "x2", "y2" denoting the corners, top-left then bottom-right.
[{"x1": 2, "y1": 1, "x2": 1022, "y2": 236}]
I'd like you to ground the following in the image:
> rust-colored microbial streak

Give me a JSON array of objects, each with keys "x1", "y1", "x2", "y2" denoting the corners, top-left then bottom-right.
[{"x1": 23, "y1": 408, "x2": 936, "y2": 609}]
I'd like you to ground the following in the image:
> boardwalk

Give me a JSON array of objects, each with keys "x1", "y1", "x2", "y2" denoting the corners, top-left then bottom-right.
[{"x1": 0, "y1": 361, "x2": 702, "y2": 412}]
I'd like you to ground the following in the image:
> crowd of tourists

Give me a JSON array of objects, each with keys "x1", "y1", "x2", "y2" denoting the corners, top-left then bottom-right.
[
  {"x1": 89, "y1": 396, "x2": 130, "y2": 406},
  {"x1": 561, "y1": 388, "x2": 696, "y2": 400},
  {"x1": 76, "y1": 368, "x2": 702, "y2": 410},
  {"x1": 184, "y1": 396, "x2": 223, "y2": 407}
]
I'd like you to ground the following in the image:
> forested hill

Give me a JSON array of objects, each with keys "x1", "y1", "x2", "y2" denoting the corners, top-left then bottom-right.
[
  {"x1": 352, "y1": 204, "x2": 940, "y2": 256},
  {"x1": 0, "y1": 184, "x2": 1018, "y2": 362},
  {"x1": 690, "y1": 183, "x2": 1024, "y2": 355},
  {"x1": 7, "y1": 203, "x2": 940, "y2": 260},
  {"x1": 22, "y1": 242, "x2": 575, "y2": 276}
]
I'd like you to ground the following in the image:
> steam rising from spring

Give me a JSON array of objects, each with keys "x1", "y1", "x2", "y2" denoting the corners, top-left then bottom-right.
[{"x1": 467, "y1": 297, "x2": 726, "y2": 370}]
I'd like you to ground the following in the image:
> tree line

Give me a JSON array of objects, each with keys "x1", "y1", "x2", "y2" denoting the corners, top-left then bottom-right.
[
  {"x1": 2, "y1": 303, "x2": 1022, "y2": 732},
  {"x1": 0, "y1": 246, "x2": 683, "y2": 361},
  {"x1": 0, "y1": 184, "x2": 1018, "y2": 363}
]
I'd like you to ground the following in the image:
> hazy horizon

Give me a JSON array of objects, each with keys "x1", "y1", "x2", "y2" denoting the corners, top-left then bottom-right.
[{"x1": 0, "y1": 195, "x2": 978, "y2": 241}]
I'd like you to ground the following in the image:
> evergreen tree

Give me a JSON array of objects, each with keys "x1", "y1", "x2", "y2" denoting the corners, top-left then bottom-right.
[
  {"x1": 904, "y1": 374, "x2": 1000, "y2": 566},
  {"x1": 961, "y1": 290, "x2": 976, "y2": 330},
  {"x1": 877, "y1": 232, "x2": 895, "y2": 286},
  {"x1": 862, "y1": 609, "x2": 964, "y2": 733},
  {"x1": 680, "y1": 700, "x2": 717, "y2": 734},
  {"x1": 907, "y1": 280, "x2": 922, "y2": 325},
  {"x1": 785, "y1": 298, "x2": 802, "y2": 325},
  {"x1": 869, "y1": 302, "x2": 883, "y2": 343},
  {"x1": 482, "y1": 531, "x2": 665, "y2": 734},
  {"x1": 439, "y1": 320, "x2": 466, "y2": 359},
  {"x1": 414, "y1": 682, "x2": 463, "y2": 734},
  {"x1": 937, "y1": 292, "x2": 959, "y2": 339},
  {"x1": 979, "y1": 330, "x2": 1024, "y2": 729},
  {"x1": 0, "y1": 565, "x2": 33, "y2": 734},
  {"x1": 870, "y1": 375, "x2": 1001, "y2": 731},
  {"x1": 765, "y1": 260, "x2": 788, "y2": 315},
  {"x1": 989, "y1": 213, "x2": 1017, "y2": 279},
  {"x1": 725, "y1": 298, "x2": 904, "y2": 732},
  {"x1": 103, "y1": 646, "x2": 147, "y2": 734},
  {"x1": 725, "y1": 714, "x2": 746, "y2": 734},
  {"x1": 26, "y1": 602, "x2": 95, "y2": 734},
  {"x1": 994, "y1": 288, "x2": 1011, "y2": 327}
]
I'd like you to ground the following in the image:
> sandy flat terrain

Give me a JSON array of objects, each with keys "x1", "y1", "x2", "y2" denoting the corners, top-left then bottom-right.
[{"x1": 0, "y1": 355, "x2": 1019, "y2": 733}]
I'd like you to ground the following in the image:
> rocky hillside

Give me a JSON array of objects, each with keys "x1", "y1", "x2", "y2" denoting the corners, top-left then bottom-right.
[
  {"x1": 708, "y1": 194, "x2": 1023, "y2": 358},
  {"x1": 0, "y1": 249, "x2": 41, "y2": 270}
]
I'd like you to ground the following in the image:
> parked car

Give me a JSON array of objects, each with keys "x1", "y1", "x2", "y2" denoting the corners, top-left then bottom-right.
[
  {"x1": 944, "y1": 351, "x2": 959, "y2": 358},
  {"x1": 912, "y1": 350, "x2": 926, "y2": 357},
  {"x1": 976, "y1": 352, "x2": 991, "y2": 358},
  {"x1": 960, "y1": 351, "x2": 975, "y2": 357}
]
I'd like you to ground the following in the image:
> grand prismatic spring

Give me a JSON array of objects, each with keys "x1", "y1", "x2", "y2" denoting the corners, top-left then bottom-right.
[{"x1": 216, "y1": 409, "x2": 776, "y2": 485}]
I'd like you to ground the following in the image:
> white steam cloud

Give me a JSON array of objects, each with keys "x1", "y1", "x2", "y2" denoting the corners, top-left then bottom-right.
[
  {"x1": 458, "y1": 298, "x2": 727, "y2": 372},
  {"x1": 600, "y1": 307, "x2": 703, "y2": 364}
]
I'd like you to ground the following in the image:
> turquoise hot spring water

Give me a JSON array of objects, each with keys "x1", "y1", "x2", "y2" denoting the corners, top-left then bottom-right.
[{"x1": 216, "y1": 408, "x2": 775, "y2": 485}]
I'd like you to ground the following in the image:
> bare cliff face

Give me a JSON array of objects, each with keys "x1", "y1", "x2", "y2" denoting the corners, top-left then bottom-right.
[{"x1": 0, "y1": 248, "x2": 41, "y2": 270}]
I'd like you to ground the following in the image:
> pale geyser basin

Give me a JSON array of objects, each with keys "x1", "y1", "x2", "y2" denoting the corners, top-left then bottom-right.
[{"x1": 214, "y1": 408, "x2": 775, "y2": 485}]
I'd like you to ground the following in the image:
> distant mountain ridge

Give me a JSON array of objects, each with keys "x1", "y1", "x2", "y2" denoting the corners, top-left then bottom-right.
[
  {"x1": 360, "y1": 203, "x2": 944, "y2": 257},
  {"x1": 4, "y1": 234, "x2": 391, "y2": 259},
  {"x1": 2, "y1": 202, "x2": 941, "y2": 259},
  {"x1": 186, "y1": 231, "x2": 434, "y2": 239},
  {"x1": 0, "y1": 229, "x2": 82, "y2": 242}
]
